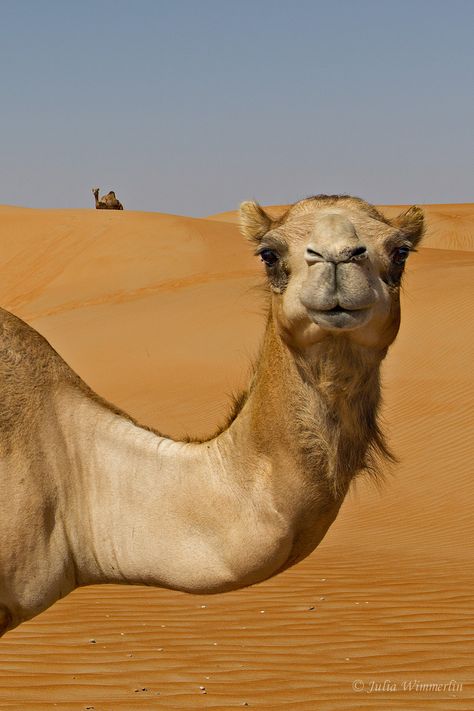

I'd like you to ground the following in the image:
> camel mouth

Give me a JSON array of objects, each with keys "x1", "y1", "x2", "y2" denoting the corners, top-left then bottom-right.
[
  {"x1": 307, "y1": 305, "x2": 371, "y2": 331},
  {"x1": 322, "y1": 305, "x2": 350, "y2": 314}
]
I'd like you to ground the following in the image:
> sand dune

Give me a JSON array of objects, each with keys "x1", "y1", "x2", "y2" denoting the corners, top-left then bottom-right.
[{"x1": 0, "y1": 204, "x2": 472, "y2": 709}]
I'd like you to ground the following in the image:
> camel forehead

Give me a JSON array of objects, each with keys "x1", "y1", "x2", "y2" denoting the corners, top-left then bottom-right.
[
  {"x1": 312, "y1": 213, "x2": 358, "y2": 241},
  {"x1": 278, "y1": 207, "x2": 394, "y2": 246}
]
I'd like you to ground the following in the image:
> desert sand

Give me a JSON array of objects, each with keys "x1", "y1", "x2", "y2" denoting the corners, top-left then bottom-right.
[{"x1": 0, "y1": 202, "x2": 472, "y2": 709}]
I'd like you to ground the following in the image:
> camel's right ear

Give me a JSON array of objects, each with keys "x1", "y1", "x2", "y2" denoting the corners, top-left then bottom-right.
[{"x1": 239, "y1": 201, "x2": 273, "y2": 243}]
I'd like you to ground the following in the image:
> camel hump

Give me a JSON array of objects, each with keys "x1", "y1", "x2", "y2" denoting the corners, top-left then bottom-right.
[
  {"x1": 0, "y1": 308, "x2": 133, "y2": 447},
  {"x1": 0, "y1": 309, "x2": 78, "y2": 444},
  {"x1": 104, "y1": 192, "x2": 123, "y2": 209},
  {"x1": 0, "y1": 309, "x2": 74, "y2": 388}
]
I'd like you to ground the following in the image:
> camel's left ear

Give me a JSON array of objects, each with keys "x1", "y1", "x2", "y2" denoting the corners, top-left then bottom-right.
[
  {"x1": 391, "y1": 205, "x2": 425, "y2": 248},
  {"x1": 239, "y1": 201, "x2": 273, "y2": 243}
]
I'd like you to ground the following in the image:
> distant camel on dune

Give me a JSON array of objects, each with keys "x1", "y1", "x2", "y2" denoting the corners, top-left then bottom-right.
[
  {"x1": 0, "y1": 194, "x2": 423, "y2": 635},
  {"x1": 92, "y1": 187, "x2": 123, "y2": 210}
]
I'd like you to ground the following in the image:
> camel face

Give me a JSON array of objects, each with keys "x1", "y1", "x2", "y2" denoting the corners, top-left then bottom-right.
[
  {"x1": 240, "y1": 196, "x2": 424, "y2": 349},
  {"x1": 272, "y1": 209, "x2": 400, "y2": 346}
]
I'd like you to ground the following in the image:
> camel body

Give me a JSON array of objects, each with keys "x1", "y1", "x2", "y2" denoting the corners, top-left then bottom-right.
[
  {"x1": 0, "y1": 309, "x2": 338, "y2": 632},
  {"x1": 92, "y1": 187, "x2": 123, "y2": 210},
  {"x1": 0, "y1": 195, "x2": 423, "y2": 634}
]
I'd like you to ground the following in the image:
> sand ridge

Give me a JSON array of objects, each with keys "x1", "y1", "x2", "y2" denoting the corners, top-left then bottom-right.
[{"x1": 0, "y1": 204, "x2": 472, "y2": 709}]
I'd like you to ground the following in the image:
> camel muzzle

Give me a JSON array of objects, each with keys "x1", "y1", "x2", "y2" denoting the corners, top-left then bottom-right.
[{"x1": 299, "y1": 261, "x2": 377, "y2": 315}]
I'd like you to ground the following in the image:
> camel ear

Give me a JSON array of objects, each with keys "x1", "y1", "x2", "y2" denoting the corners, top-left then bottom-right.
[
  {"x1": 239, "y1": 201, "x2": 273, "y2": 242},
  {"x1": 391, "y1": 205, "x2": 425, "y2": 247}
]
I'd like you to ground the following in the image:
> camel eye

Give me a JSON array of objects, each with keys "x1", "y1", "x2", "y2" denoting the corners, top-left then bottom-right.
[
  {"x1": 259, "y1": 249, "x2": 279, "y2": 267},
  {"x1": 392, "y1": 246, "x2": 410, "y2": 265}
]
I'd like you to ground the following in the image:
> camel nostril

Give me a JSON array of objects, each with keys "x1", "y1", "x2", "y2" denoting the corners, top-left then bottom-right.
[
  {"x1": 305, "y1": 247, "x2": 324, "y2": 263},
  {"x1": 306, "y1": 245, "x2": 368, "y2": 264},
  {"x1": 350, "y1": 246, "x2": 368, "y2": 261}
]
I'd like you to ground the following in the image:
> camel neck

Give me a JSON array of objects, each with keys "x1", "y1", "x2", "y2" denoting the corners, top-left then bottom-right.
[
  {"x1": 226, "y1": 316, "x2": 388, "y2": 500},
  {"x1": 54, "y1": 318, "x2": 388, "y2": 594}
]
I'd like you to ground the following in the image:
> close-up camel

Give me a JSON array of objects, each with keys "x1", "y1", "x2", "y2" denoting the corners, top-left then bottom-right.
[
  {"x1": 0, "y1": 194, "x2": 423, "y2": 636},
  {"x1": 92, "y1": 187, "x2": 123, "y2": 210}
]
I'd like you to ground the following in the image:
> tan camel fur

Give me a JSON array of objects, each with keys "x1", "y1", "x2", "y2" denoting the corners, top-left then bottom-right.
[
  {"x1": 92, "y1": 187, "x2": 123, "y2": 210},
  {"x1": 0, "y1": 195, "x2": 423, "y2": 634}
]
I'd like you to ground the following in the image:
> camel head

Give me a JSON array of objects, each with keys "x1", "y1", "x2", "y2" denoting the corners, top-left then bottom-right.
[
  {"x1": 92, "y1": 187, "x2": 99, "y2": 197},
  {"x1": 240, "y1": 195, "x2": 424, "y2": 350}
]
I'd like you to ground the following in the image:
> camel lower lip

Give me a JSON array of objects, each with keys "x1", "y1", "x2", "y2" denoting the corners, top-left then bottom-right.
[{"x1": 308, "y1": 306, "x2": 371, "y2": 330}]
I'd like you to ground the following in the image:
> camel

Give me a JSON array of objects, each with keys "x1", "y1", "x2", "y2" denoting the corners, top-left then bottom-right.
[
  {"x1": 92, "y1": 187, "x2": 123, "y2": 210},
  {"x1": 0, "y1": 194, "x2": 424, "y2": 635}
]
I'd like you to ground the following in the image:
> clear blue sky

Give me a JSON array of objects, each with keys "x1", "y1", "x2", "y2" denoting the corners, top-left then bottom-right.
[{"x1": 1, "y1": 0, "x2": 472, "y2": 215}]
